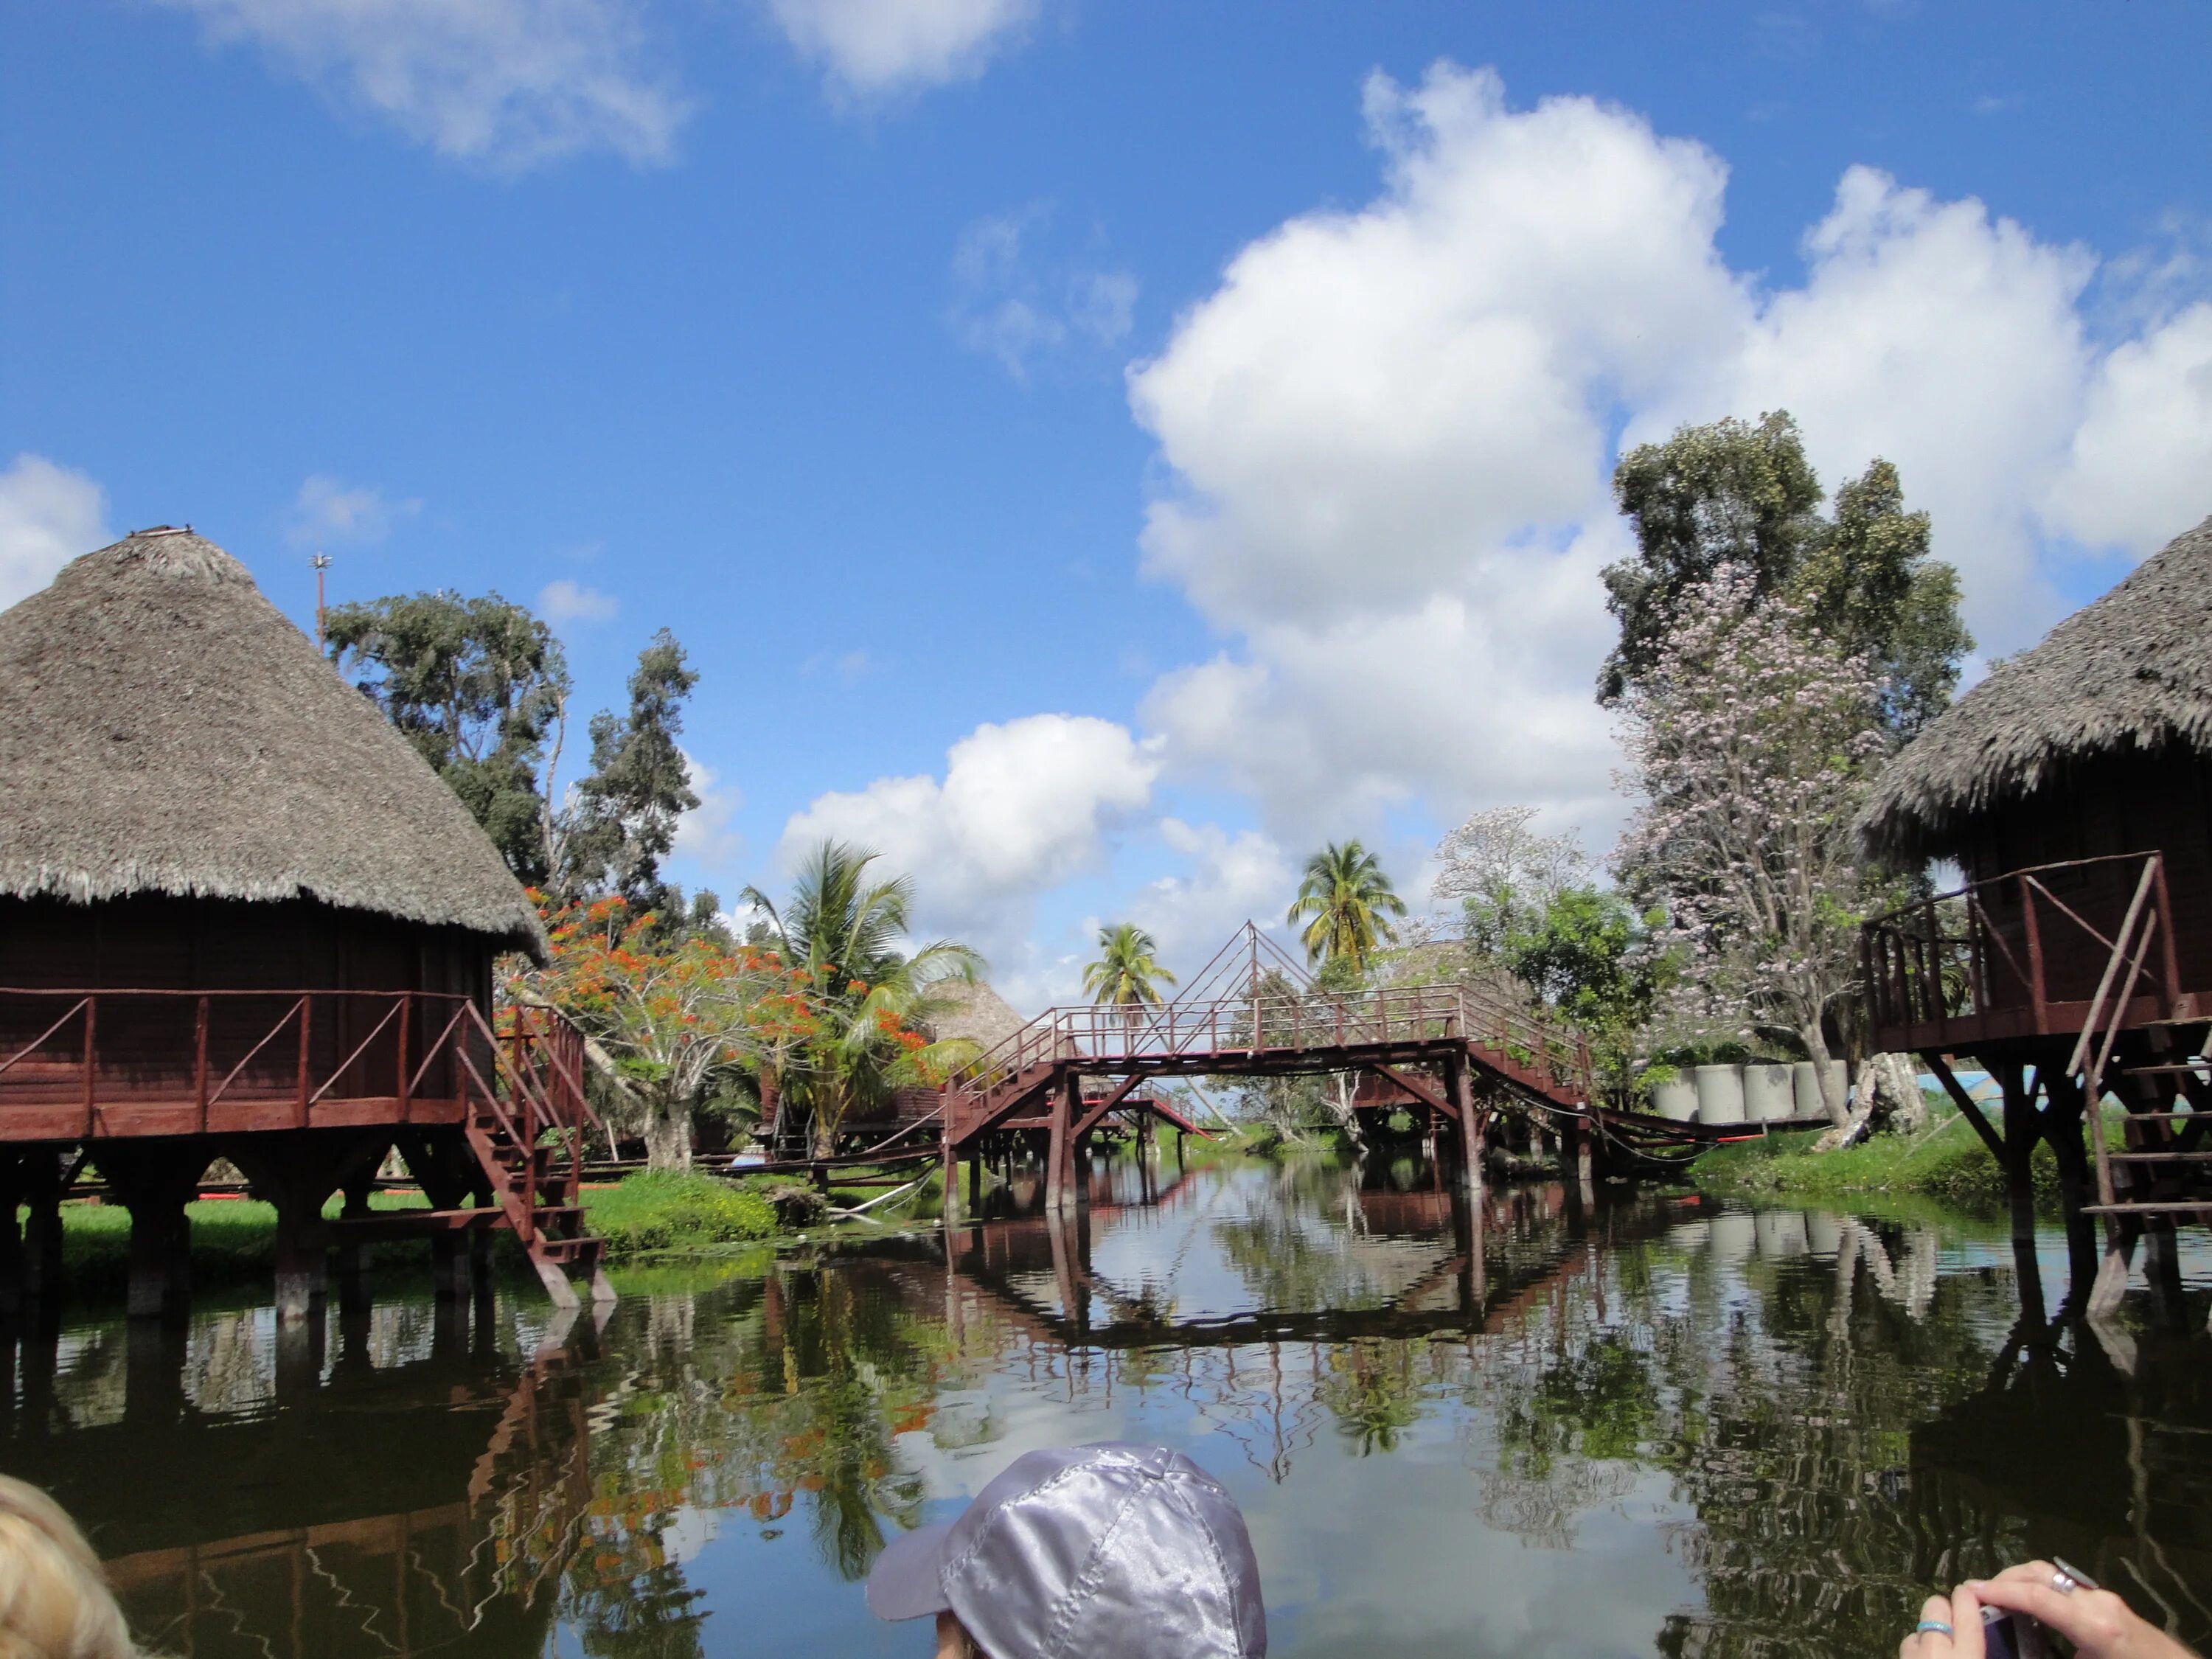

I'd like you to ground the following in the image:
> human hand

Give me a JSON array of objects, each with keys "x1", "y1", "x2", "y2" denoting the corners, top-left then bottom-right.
[
  {"x1": 1966, "y1": 1562, "x2": 2202, "y2": 1659},
  {"x1": 1899, "y1": 1581, "x2": 1986, "y2": 1659}
]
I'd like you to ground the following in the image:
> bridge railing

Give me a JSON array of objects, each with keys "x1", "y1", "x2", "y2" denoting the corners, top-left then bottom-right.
[{"x1": 947, "y1": 978, "x2": 1591, "y2": 1127}]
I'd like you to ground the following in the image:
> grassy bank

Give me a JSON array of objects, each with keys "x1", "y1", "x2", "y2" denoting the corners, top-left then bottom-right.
[
  {"x1": 1693, "y1": 1108, "x2": 2066, "y2": 1215},
  {"x1": 48, "y1": 1170, "x2": 781, "y2": 1295}
]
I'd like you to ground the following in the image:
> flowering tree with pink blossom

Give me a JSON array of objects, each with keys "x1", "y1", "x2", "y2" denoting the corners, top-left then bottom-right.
[{"x1": 1613, "y1": 566, "x2": 1893, "y2": 1127}]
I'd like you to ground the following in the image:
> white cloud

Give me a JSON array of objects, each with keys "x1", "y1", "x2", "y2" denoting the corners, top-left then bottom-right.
[
  {"x1": 1126, "y1": 61, "x2": 2212, "y2": 857},
  {"x1": 536, "y1": 577, "x2": 619, "y2": 623},
  {"x1": 765, "y1": 0, "x2": 1035, "y2": 94},
  {"x1": 2043, "y1": 302, "x2": 2212, "y2": 554},
  {"x1": 285, "y1": 474, "x2": 420, "y2": 548},
  {"x1": 1676, "y1": 164, "x2": 2097, "y2": 642},
  {"x1": 672, "y1": 751, "x2": 744, "y2": 869},
  {"x1": 1124, "y1": 820, "x2": 1295, "y2": 972},
  {"x1": 778, "y1": 714, "x2": 1158, "y2": 959},
  {"x1": 0, "y1": 454, "x2": 109, "y2": 611},
  {"x1": 155, "y1": 0, "x2": 687, "y2": 169},
  {"x1": 950, "y1": 207, "x2": 1137, "y2": 380}
]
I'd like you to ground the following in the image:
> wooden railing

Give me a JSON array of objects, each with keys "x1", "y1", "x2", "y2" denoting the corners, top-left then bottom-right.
[
  {"x1": 0, "y1": 986, "x2": 596, "y2": 1144},
  {"x1": 946, "y1": 980, "x2": 1592, "y2": 1135},
  {"x1": 1861, "y1": 852, "x2": 2183, "y2": 1048}
]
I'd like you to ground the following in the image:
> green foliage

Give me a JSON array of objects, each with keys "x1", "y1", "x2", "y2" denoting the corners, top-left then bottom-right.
[
  {"x1": 1287, "y1": 840, "x2": 1407, "y2": 970},
  {"x1": 742, "y1": 839, "x2": 984, "y2": 1159},
  {"x1": 325, "y1": 590, "x2": 569, "y2": 882},
  {"x1": 1600, "y1": 411, "x2": 1823, "y2": 704},
  {"x1": 1499, "y1": 885, "x2": 1668, "y2": 1098},
  {"x1": 1599, "y1": 411, "x2": 1972, "y2": 737},
  {"x1": 1082, "y1": 922, "x2": 1177, "y2": 1010},
  {"x1": 559, "y1": 629, "x2": 701, "y2": 912},
  {"x1": 1692, "y1": 1109, "x2": 2068, "y2": 1215},
  {"x1": 582, "y1": 1171, "x2": 776, "y2": 1253}
]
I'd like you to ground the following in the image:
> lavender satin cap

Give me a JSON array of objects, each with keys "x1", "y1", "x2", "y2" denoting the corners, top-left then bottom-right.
[{"x1": 866, "y1": 1441, "x2": 1267, "y2": 1658}]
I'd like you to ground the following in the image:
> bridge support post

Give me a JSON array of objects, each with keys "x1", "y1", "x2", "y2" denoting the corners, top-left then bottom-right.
[
  {"x1": 941, "y1": 1132, "x2": 961, "y2": 1225},
  {"x1": 1997, "y1": 1063, "x2": 2047, "y2": 1318},
  {"x1": 100, "y1": 1144, "x2": 208, "y2": 1324},
  {"x1": 1047, "y1": 1071, "x2": 1078, "y2": 1214},
  {"x1": 1560, "y1": 1113, "x2": 1593, "y2": 1189},
  {"x1": 1448, "y1": 1056, "x2": 1484, "y2": 1200}
]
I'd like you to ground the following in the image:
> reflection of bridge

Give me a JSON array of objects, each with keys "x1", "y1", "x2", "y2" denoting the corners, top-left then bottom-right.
[
  {"x1": 933, "y1": 1178, "x2": 1696, "y2": 1354},
  {"x1": 936, "y1": 927, "x2": 1609, "y2": 1215},
  {"x1": 5, "y1": 1300, "x2": 599, "y2": 1659}
]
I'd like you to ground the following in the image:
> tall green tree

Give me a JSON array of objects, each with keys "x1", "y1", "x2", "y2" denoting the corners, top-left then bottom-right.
[
  {"x1": 1599, "y1": 412, "x2": 1972, "y2": 737},
  {"x1": 557, "y1": 629, "x2": 701, "y2": 911},
  {"x1": 742, "y1": 841, "x2": 983, "y2": 1160},
  {"x1": 1287, "y1": 841, "x2": 1407, "y2": 971},
  {"x1": 325, "y1": 591, "x2": 568, "y2": 883},
  {"x1": 1082, "y1": 924, "x2": 1178, "y2": 1029},
  {"x1": 1599, "y1": 411, "x2": 1823, "y2": 706}
]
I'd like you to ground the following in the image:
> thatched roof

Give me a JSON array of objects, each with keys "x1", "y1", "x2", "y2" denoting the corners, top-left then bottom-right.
[
  {"x1": 0, "y1": 528, "x2": 544, "y2": 955},
  {"x1": 929, "y1": 980, "x2": 1028, "y2": 1050},
  {"x1": 1860, "y1": 513, "x2": 2212, "y2": 862}
]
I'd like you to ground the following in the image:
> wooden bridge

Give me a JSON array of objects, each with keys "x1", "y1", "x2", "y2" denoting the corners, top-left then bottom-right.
[{"x1": 927, "y1": 926, "x2": 1652, "y2": 1214}]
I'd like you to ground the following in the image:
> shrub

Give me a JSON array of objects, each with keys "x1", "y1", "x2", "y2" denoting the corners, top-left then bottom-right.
[{"x1": 582, "y1": 1171, "x2": 776, "y2": 1254}]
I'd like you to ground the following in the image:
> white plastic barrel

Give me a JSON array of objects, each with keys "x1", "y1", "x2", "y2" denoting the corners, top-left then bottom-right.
[
  {"x1": 1694, "y1": 1063, "x2": 1747, "y2": 1125},
  {"x1": 1745, "y1": 1063, "x2": 1796, "y2": 1121},
  {"x1": 1793, "y1": 1060, "x2": 1848, "y2": 1118},
  {"x1": 1650, "y1": 1077, "x2": 1698, "y2": 1121}
]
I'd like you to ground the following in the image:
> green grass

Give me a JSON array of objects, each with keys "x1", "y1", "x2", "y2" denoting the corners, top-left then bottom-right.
[
  {"x1": 580, "y1": 1170, "x2": 776, "y2": 1254},
  {"x1": 55, "y1": 1191, "x2": 438, "y2": 1296},
  {"x1": 1692, "y1": 1108, "x2": 2069, "y2": 1215}
]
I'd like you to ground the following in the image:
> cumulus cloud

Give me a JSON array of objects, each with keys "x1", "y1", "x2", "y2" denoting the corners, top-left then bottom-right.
[
  {"x1": 154, "y1": 0, "x2": 688, "y2": 169},
  {"x1": 950, "y1": 206, "x2": 1137, "y2": 380},
  {"x1": 2043, "y1": 302, "x2": 2212, "y2": 554},
  {"x1": 764, "y1": 0, "x2": 1035, "y2": 94},
  {"x1": 672, "y1": 751, "x2": 744, "y2": 869},
  {"x1": 778, "y1": 714, "x2": 1158, "y2": 959},
  {"x1": 285, "y1": 474, "x2": 420, "y2": 548},
  {"x1": 1124, "y1": 820, "x2": 1295, "y2": 972},
  {"x1": 0, "y1": 454, "x2": 109, "y2": 611},
  {"x1": 1127, "y1": 60, "x2": 2212, "y2": 854},
  {"x1": 536, "y1": 577, "x2": 619, "y2": 623}
]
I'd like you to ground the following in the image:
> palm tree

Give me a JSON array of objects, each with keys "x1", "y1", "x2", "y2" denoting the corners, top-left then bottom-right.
[
  {"x1": 1082, "y1": 924, "x2": 1177, "y2": 1035},
  {"x1": 742, "y1": 839, "x2": 982, "y2": 1159},
  {"x1": 1286, "y1": 840, "x2": 1407, "y2": 972}
]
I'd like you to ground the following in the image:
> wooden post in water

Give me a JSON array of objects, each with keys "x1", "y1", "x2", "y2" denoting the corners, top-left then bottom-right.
[
  {"x1": 1449, "y1": 1052, "x2": 1484, "y2": 1200},
  {"x1": 1047, "y1": 1069, "x2": 1079, "y2": 1214},
  {"x1": 1997, "y1": 1062, "x2": 2046, "y2": 1318},
  {"x1": 940, "y1": 1130, "x2": 961, "y2": 1225}
]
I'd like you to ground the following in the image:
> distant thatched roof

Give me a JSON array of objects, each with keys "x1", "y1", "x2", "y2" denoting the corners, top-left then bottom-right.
[
  {"x1": 0, "y1": 528, "x2": 544, "y2": 955},
  {"x1": 929, "y1": 980, "x2": 1027, "y2": 1050},
  {"x1": 1860, "y1": 513, "x2": 2212, "y2": 862}
]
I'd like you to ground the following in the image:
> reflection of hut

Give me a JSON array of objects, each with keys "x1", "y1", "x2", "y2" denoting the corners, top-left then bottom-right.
[
  {"x1": 1859, "y1": 514, "x2": 2212, "y2": 1311},
  {"x1": 0, "y1": 529, "x2": 600, "y2": 1322}
]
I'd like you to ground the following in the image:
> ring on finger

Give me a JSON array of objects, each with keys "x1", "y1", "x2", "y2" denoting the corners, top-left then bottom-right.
[
  {"x1": 2051, "y1": 1571, "x2": 2079, "y2": 1595},
  {"x1": 1917, "y1": 1621, "x2": 1955, "y2": 1637}
]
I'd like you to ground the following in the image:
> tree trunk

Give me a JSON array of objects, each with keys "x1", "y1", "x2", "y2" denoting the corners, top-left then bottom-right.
[
  {"x1": 1329, "y1": 1074, "x2": 1368, "y2": 1155},
  {"x1": 1862, "y1": 1053, "x2": 1927, "y2": 1137},
  {"x1": 1801, "y1": 1022, "x2": 1849, "y2": 1129},
  {"x1": 642, "y1": 1095, "x2": 692, "y2": 1170}
]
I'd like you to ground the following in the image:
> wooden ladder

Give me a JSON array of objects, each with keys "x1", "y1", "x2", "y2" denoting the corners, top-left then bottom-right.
[{"x1": 454, "y1": 1004, "x2": 613, "y2": 1311}]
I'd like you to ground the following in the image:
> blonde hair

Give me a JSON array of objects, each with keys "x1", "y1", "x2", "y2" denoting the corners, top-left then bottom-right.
[{"x1": 0, "y1": 1477, "x2": 136, "y2": 1659}]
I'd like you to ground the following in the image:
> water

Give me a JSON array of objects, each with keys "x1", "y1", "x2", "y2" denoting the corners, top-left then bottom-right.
[{"x1": 11, "y1": 1156, "x2": 2212, "y2": 1659}]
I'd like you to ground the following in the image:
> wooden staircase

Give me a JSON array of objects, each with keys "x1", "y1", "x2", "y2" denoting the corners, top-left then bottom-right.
[{"x1": 453, "y1": 1003, "x2": 611, "y2": 1310}]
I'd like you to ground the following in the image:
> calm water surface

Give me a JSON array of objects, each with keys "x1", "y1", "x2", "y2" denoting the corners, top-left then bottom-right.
[{"x1": 11, "y1": 1157, "x2": 2212, "y2": 1659}]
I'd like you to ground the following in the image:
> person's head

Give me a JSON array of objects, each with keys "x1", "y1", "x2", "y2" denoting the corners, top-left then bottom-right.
[
  {"x1": 867, "y1": 1442, "x2": 1265, "y2": 1659},
  {"x1": 0, "y1": 1475, "x2": 135, "y2": 1659}
]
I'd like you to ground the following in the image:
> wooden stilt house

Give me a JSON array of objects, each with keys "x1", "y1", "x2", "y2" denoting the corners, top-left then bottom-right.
[
  {"x1": 0, "y1": 527, "x2": 605, "y2": 1321},
  {"x1": 1859, "y1": 512, "x2": 2212, "y2": 1317}
]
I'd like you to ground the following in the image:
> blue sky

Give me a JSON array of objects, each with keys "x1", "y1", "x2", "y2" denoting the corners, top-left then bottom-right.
[{"x1": 4, "y1": 0, "x2": 2209, "y2": 1004}]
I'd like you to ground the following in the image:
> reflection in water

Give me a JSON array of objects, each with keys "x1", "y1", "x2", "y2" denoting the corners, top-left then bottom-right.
[{"x1": 4, "y1": 1156, "x2": 2209, "y2": 1659}]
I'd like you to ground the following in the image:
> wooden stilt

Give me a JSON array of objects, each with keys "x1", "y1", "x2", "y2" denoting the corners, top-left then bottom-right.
[
  {"x1": 940, "y1": 1132, "x2": 961, "y2": 1225},
  {"x1": 1998, "y1": 1062, "x2": 2046, "y2": 1318},
  {"x1": 1449, "y1": 1054, "x2": 1484, "y2": 1199}
]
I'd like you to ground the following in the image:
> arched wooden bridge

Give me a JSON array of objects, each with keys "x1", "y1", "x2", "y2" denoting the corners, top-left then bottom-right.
[{"x1": 925, "y1": 925, "x2": 1722, "y2": 1212}]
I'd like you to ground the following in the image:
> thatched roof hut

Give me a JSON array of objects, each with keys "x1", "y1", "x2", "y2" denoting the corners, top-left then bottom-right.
[
  {"x1": 929, "y1": 979, "x2": 1028, "y2": 1051},
  {"x1": 0, "y1": 527, "x2": 542, "y2": 956},
  {"x1": 1861, "y1": 514, "x2": 2212, "y2": 865}
]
